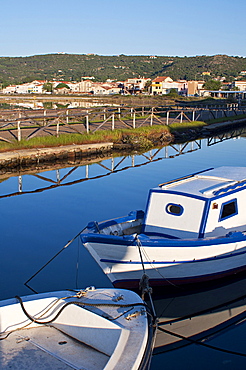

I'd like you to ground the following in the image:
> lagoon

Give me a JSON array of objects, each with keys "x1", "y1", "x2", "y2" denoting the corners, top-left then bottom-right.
[{"x1": 1, "y1": 128, "x2": 246, "y2": 369}]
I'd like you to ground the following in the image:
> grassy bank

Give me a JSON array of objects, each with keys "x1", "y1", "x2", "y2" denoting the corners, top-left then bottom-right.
[
  {"x1": 206, "y1": 114, "x2": 246, "y2": 125},
  {"x1": 0, "y1": 121, "x2": 206, "y2": 152}
]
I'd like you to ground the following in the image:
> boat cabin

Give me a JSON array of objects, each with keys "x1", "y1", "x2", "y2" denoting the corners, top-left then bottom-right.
[{"x1": 143, "y1": 167, "x2": 246, "y2": 239}]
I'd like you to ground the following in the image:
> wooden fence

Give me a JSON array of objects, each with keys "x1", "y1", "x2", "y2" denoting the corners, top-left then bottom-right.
[
  {"x1": 0, "y1": 104, "x2": 245, "y2": 143},
  {"x1": 1, "y1": 124, "x2": 246, "y2": 198}
]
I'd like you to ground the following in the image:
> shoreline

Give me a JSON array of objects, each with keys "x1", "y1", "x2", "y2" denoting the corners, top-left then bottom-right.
[
  {"x1": 0, "y1": 142, "x2": 114, "y2": 172},
  {"x1": 0, "y1": 117, "x2": 245, "y2": 174}
]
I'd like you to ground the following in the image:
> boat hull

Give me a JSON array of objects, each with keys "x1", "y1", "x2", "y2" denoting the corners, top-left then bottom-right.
[
  {"x1": 0, "y1": 288, "x2": 154, "y2": 370},
  {"x1": 81, "y1": 232, "x2": 246, "y2": 289}
]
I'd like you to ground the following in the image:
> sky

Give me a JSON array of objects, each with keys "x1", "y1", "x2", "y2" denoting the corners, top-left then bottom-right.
[{"x1": 1, "y1": 0, "x2": 246, "y2": 58}]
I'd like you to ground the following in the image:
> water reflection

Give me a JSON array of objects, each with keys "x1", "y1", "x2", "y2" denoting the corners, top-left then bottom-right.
[
  {"x1": 153, "y1": 276, "x2": 246, "y2": 352},
  {"x1": 1, "y1": 124, "x2": 246, "y2": 199},
  {"x1": 0, "y1": 141, "x2": 202, "y2": 198},
  {"x1": 1, "y1": 124, "x2": 246, "y2": 368},
  {"x1": 3, "y1": 100, "x2": 120, "y2": 110},
  {"x1": 151, "y1": 275, "x2": 246, "y2": 368}
]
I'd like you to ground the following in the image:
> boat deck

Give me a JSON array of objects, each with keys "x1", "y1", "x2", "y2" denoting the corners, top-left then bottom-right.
[{"x1": 0, "y1": 326, "x2": 109, "y2": 369}]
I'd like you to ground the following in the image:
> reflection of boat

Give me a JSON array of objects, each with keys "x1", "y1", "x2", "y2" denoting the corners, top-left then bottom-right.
[
  {"x1": 0, "y1": 287, "x2": 154, "y2": 369},
  {"x1": 81, "y1": 167, "x2": 246, "y2": 289},
  {"x1": 153, "y1": 276, "x2": 246, "y2": 354}
]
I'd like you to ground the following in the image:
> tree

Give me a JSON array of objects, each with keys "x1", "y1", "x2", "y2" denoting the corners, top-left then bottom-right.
[
  {"x1": 203, "y1": 80, "x2": 222, "y2": 91},
  {"x1": 55, "y1": 83, "x2": 70, "y2": 89},
  {"x1": 43, "y1": 82, "x2": 53, "y2": 93},
  {"x1": 166, "y1": 88, "x2": 179, "y2": 97},
  {"x1": 144, "y1": 80, "x2": 152, "y2": 92}
]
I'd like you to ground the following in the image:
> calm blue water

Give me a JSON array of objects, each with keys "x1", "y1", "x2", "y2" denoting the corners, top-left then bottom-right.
[{"x1": 1, "y1": 131, "x2": 246, "y2": 369}]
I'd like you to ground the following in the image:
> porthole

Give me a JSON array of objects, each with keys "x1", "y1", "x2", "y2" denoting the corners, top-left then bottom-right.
[{"x1": 166, "y1": 203, "x2": 184, "y2": 216}]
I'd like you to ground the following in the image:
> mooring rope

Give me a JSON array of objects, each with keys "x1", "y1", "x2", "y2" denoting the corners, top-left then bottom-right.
[
  {"x1": 14, "y1": 294, "x2": 147, "y2": 325},
  {"x1": 24, "y1": 226, "x2": 87, "y2": 293},
  {"x1": 135, "y1": 235, "x2": 157, "y2": 320}
]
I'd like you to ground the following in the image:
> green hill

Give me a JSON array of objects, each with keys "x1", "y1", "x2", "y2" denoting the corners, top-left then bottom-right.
[{"x1": 0, "y1": 53, "x2": 246, "y2": 86}]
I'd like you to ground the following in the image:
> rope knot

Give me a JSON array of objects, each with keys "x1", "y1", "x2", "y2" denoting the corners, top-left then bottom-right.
[{"x1": 139, "y1": 273, "x2": 152, "y2": 299}]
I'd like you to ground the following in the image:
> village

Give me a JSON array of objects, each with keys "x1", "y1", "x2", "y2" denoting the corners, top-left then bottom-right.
[{"x1": 2, "y1": 74, "x2": 246, "y2": 98}]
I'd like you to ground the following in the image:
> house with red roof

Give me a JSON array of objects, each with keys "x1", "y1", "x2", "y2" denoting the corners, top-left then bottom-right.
[{"x1": 151, "y1": 76, "x2": 176, "y2": 95}]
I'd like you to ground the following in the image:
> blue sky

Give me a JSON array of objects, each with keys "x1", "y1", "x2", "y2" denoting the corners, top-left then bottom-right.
[{"x1": 1, "y1": 0, "x2": 245, "y2": 57}]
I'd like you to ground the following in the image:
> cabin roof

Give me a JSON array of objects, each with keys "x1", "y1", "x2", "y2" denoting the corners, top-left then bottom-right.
[{"x1": 159, "y1": 167, "x2": 246, "y2": 198}]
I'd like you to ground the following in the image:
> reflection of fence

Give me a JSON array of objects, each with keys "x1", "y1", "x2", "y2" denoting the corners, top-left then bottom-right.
[
  {"x1": 0, "y1": 104, "x2": 245, "y2": 143},
  {"x1": 1, "y1": 124, "x2": 246, "y2": 198},
  {"x1": 0, "y1": 140, "x2": 202, "y2": 198},
  {"x1": 207, "y1": 125, "x2": 246, "y2": 146}
]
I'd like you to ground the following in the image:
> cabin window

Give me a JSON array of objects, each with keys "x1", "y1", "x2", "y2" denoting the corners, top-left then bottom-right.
[
  {"x1": 219, "y1": 199, "x2": 237, "y2": 221},
  {"x1": 166, "y1": 203, "x2": 184, "y2": 216}
]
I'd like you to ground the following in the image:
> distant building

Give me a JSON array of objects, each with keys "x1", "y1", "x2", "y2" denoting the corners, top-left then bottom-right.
[
  {"x1": 151, "y1": 76, "x2": 174, "y2": 95},
  {"x1": 81, "y1": 76, "x2": 95, "y2": 80},
  {"x1": 187, "y1": 80, "x2": 205, "y2": 96},
  {"x1": 123, "y1": 78, "x2": 151, "y2": 94},
  {"x1": 3, "y1": 85, "x2": 18, "y2": 94},
  {"x1": 231, "y1": 80, "x2": 246, "y2": 91},
  {"x1": 3, "y1": 82, "x2": 44, "y2": 94},
  {"x1": 177, "y1": 80, "x2": 188, "y2": 95},
  {"x1": 90, "y1": 82, "x2": 121, "y2": 95},
  {"x1": 78, "y1": 80, "x2": 93, "y2": 93},
  {"x1": 54, "y1": 86, "x2": 70, "y2": 94},
  {"x1": 151, "y1": 76, "x2": 187, "y2": 95}
]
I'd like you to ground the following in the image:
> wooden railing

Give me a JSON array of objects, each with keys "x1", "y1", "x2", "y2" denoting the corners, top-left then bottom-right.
[{"x1": 0, "y1": 105, "x2": 245, "y2": 143}]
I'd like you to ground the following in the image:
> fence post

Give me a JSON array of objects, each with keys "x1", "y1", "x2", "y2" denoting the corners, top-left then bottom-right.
[
  {"x1": 133, "y1": 112, "x2": 136, "y2": 129},
  {"x1": 180, "y1": 111, "x2": 183, "y2": 123},
  {"x1": 56, "y1": 119, "x2": 60, "y2": 137},
  {"x1": 112, "y1": 113, "x2": 115, "y2": 130},
  {"x1": 66, "y1": 109, "x2": 69, "y2": 124},
  {"x1": 192, "y1": 110, "x2": 195, "y2": 121},
  {"x1": 86, "y1": 115, "x2": 89, "y2": 133},
  {"x1": 166, "y1": 111, "x2": 169, "y2": 125},
  {"x1": 17, "y1": 112, "x2": 21, "y2": 141},
  {"x1": 43, "y1": 110, "x2": 47, "y2": 126},
  {"x1": 150, "y1": 108, "x2": 153, "y2": 126}
]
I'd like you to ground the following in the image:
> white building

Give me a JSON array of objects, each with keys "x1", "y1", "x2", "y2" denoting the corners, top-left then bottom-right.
[
  {"x1": 2, "y1": 85, "x2": 18, "y2": 94},
  {"x1": 91, "y1": 83, "x2": 121, "y2": 95},
  {"x1": 3, "y1": 82, "x2": 44, "y2": 94},
  {"x1": 231, "y1": 80, "x2": 246, "y2": 91},
  {"x1": 151, "y1": 76, "x2": 181, "y2": 95}
]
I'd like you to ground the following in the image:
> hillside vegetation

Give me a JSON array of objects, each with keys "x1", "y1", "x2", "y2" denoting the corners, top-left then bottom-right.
[{"x1": 1, "y1": 54, "x2": 246, "y2": 86}]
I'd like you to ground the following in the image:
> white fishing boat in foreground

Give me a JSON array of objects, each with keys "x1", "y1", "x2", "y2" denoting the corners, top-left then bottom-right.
[
  {"x1": 0, "y1": 287, "x2": 154, "y2": 369},
  {"x1": 81, "y1": 167, "x2": 246, "y2": 289}
]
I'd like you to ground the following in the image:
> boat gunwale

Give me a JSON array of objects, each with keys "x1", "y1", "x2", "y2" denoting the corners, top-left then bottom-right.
[{"x1": 81, "y1": 230, "x2": 246, "y2": 248}]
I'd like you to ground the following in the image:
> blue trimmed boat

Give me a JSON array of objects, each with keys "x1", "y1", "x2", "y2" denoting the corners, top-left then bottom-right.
[{"x1": 81, "y1": 167, "x2": 246, "y2": 289}]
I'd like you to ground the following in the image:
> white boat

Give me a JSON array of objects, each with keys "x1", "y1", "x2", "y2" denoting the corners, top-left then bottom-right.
[
  {"x1": 81, "y1": 167, "x2": 246, "y2": 289},
  {"x1": 0, "y1": 287, "x2": 155, "y2": 369}
]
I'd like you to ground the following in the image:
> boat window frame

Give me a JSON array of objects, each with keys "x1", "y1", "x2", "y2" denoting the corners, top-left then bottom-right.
[
  {"x1": 166, "y1": 203, "x2": 184, "y2": 216},
  {"x1": 219, "y1": 198, "x2": 238, "y2": 222}
]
